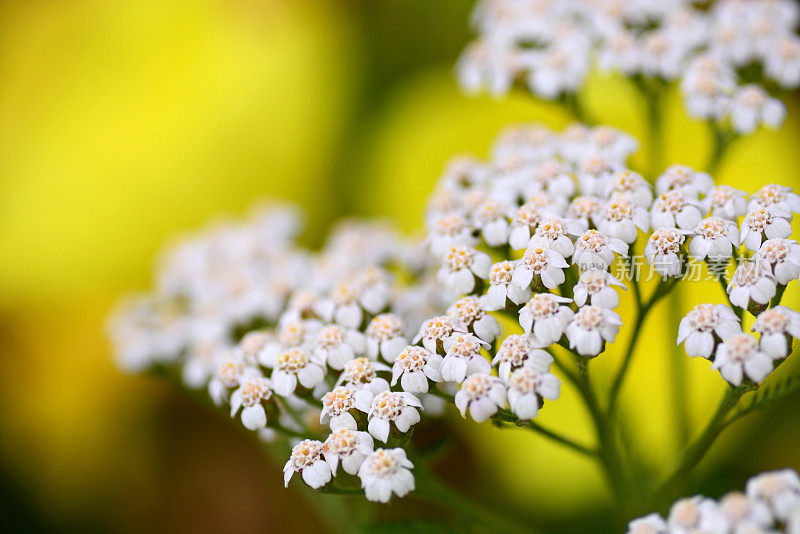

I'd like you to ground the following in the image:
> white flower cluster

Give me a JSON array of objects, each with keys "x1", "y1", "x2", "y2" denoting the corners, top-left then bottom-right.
[
  {"x1": 458, "y1": 0, "x2": 797, "y2": 133},
  {"x1": 628, "y1": 468, "x2": 800, "y2": 534}
]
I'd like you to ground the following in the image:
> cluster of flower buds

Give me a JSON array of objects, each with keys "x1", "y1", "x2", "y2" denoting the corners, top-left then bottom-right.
[
  {"x1": 457, "y1": 0, "x2": 798, "y2": 133},
  {"x1": 628, "y1": 468, "x2": 800, "y2": 534}
]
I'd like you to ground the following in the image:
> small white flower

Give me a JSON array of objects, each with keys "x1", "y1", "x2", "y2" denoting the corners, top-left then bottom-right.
[
  {"x1": 427, "y1": 212, "x2": 478, "y2": 256},
  {"x1": 230, "y1": 376, "x2": 272, "y2": 430},
  {"x1": 519, "y1": 293, "x2": 574, "y2": 345},
  {"x1": 507, "y1": 367, "x2": 560, "y2": 420},
  {"x1": 740, "y1": 207, "x2": 792, "y2": 252},
  {"x1": 656, "y1": 165, "x2": 714, "y2": 198},
  {"x1": 566, "y1": 306, "x2": 622, "y2": 357},
  {"x1": 764, "y1": 35, "x2": 800, "y2": 89},
  {"x1": 314, "y1": 324, "x2": 365, "y2": 370},
  {"x1": 472, "y1": 199, "x2": 512, "y2": 247},
  {"x1": 573, "y1": 229, "x2": 628, "y2": 270},
  {"x1": 667, "y1": 496, "x2": 729, "y2": 534},
  {"x1": 727, "y1": 260, "x2": 777, "y2": 309},
  {"x1": 484, "y1": 261, "x2": 532, "y2": 311},
  {"x1": 527, "y1": 160, "x2": 576, "y2": 198},
  {"x1": 413, "y1": 315, "x2": 466, "y2": 354},
  {"x1": 703, "y1": 185, "x2": 748, "y2": 220},
  {"x1": 284, "y1": 439, "x2": 332, "y2": 489},
  {"x1": 358, "y1": 448, "x2": 415, "y2": 503},
  {"x1": 527, "y1": 42, "x2": 590, "y2": 100},
  {"x1": 509, "y1": 202, "x2": 544, "y2": 250},
  {"x1": 259, "y1": 319, "x2": 318, "y2": 367},
  {"x1": 271, "y1": 348, "x2": 326, "y2": 396},
  {"x1": 367, "y1": 390, "x2": 422, "y2": 443},
  {"x1": 339, "y1": 357, "x2": 391, "y2": 395},
  {"x1": 513, "y1": 243, "x2": 570, "y2": 290},
  {"x1": 441, "y1": 333, "x2": 491, "y2": 383},
  {"x1": 604, "y1": 170, "x2": 653, "y2": 208},
  {"x1": 752, "y1": 306, "x2": 800, "y2": 360},
  {"x1": 651, "y1": 191, "x2": 704, "y2": 230},
  {"x1": 713, "y1": 334, "x2": 774, "y2": 386},
  {"x1": 391, "y1": 346, "x2": 443, "y2": 393},
  {"x1": 755, "y1": 238, "x2": 800, "y2": 284},
  {"x1": 436, "y1": 245, "x2": 492, "y2": 294},
  {"x1": 365, "y1": 314, "x2": 407, "y2": 363},
  {"x1": 573, "y1": 268, "x2": 626, "y2": 309},
  {"x1": 566, "y1": 196, "x2": 601, "y2": 233},
  {"x1": 729, "y1": 84, "x2": 787, "y2": 134},
  {"x1": 718, "y1": 491, "x2": 773, "y2": 532},
  {"x1": 532, "y1": 216, "x2": 576, "y2": 258},
  {"x1": 316, "y1": 282, "x2": 365, "y2": 329},
  {"x1": 626, "y1": 513, "x2": 668, "y2": 534},
  {"x1": 492, "y1": 334, "x2": 553, "y2": 383},
  {"x1": 322, "y1": 428, "x2": 374, "y2": 476},
  {"x1": 746, "y1": 469, "x2": 800, "y2": 521},
  {"x1": 749, "y1": 183, "x2": 800, "y2": 220},
  {"x1": 577, "y1": 155, "x2": 617, "y2": 197},
  {"x1": 689, "y1": 217, "x2": 739, "y2": 262},
  {"x1": 454, "y1": 373, "x2": 507, "y2": 422},
  {"x1": 320, "y1": 386, "x2": 373, "y2": 431},
  {"x1": 597, "y1": 195, "x2": 650, "y2": 243},
  {"x1": 447, "y1": 296, "x2": 501, "y2": 344},
  {"x1": 677, "y1": 304, "x2": 741, "y2": 358},
  {"x1": 645, "y1": 228, "x2": 687, "y2": 278}
]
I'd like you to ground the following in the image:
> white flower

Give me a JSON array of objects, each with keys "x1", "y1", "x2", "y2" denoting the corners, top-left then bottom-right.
[
  {"x1": 597, "y1": 195, "x2": 650, "y2": 243},
  {"x1": 284, "y1": 439, "x2": 332, "y2": 489},
  {"x1": 316, "y1": 282, "x2": 365, "y2": 329},
  {"x1": 484, "y1": 261, "x2": 531, "y2": 311},
  {"x1": 729, "y1": 84, "x2": 786, "y2": 134},
  {"x1": 413, "y1": 315, "x2": 466, "y2": 354},
  {"x1": 507, "y1": 367, "x2": 560, "y2": 420},
  {"x1": 718, "y1": 492, "x2": 773, "y2": 532},
  {"x1": 678, "y1": 304, "x2": 741, "y2": 358},
  {"x1": 528, "y1": 160, "x2": 576, "y2": 198},
  {"x1": 577, "y1": 155, "x2": 617, "y2": 197},
  {"x1": 320, "y1": 386, "x2": 373, "y2": 431},
  {"x1": 441, "y1": 333, "x2": 491, "y2": 383},
  {"x1": 492, "y1": 334, "x2": 553, "y2": 383},
  {"x1": 651, "y1": 191, "x2": 704, "y2": 230},
  {"x1": 367, "y1": 391, "x2": 422, "y2": 443},
  {"x1": 626, "y1": 513, "x2": 668, "y2": 534},
  {"x1": 513, "y1": 243, "x2": 569, "y2": 290},
  {"x1": 746, "y1": 469, "x2": 800, "y2": 521},
  {"x1": 271, "y1": 348, "x2": 326, "y2": 396},
  {"x1": 322, "y1": 428, "x2": 374, "y2": 476},
  {"x1": 509, "y1": 202, "x2": 544, "y2": 250},
  {"x1": 667, "y1": 496, "x2": 729, "y2": 534},
  {"x1": 391, "y1": 346, "x2": 443, "y2": 393},
  {"x1": 339, "y1": 357, "x2": 391, "y2": 395},
  {"x1": 447, "y1": 296, "x2": 501, "y2": 344},
  {"x1": 740, "y1": 207, "x2": 792, "y2": 252},
  {"x1": 454, "y1": 373, "x2": 507, "y2": 422},
  {"x1": 427, "y1": 212, "x2": 478, "y2": 256},
  {"x1": 688, "y1": 217, "x2": 739, "y2": 262},
  {"x1": 566, "y1": 196, "x2": 601, "y2": 232},
  {"x1": 364, "y1": 314, "x2": 407, "y2": 363},
  {"x1": 573, "y1": 268, "x2": 626, "y2": 309},
  {"x1": 532, "y1": 216, "x2": 576, "y2": 258},
  {"x1": 713, "y1": 334, "x2": 774, "y2": 386},
  {"x1": 230, "y1": 376, "x2": 272, "y2": 430},
  {"x1": 354, "y1": 266, "x2": 394, "y2": 315},
  {"x1": 527, "y1": 42, "x2": 590, "y2": 99},
  {"x1": 472, "y1": 199, "x2": 511, "y2": 247},
  {"x1": 703, "y1": 185, "x2": 748, "y2": 220},
  {"x1": 566, "y1": 305, "x2": 622, "y2": 357},
  {"x1": 437, "y1": 245, "x2": 492, "y2": 294},
  {"x1": 259, "y1": 319, "x2": 318, "y2": 366},
  {"x1": 656, "y1": 165, "x2": 714, "y2": 198},
  {"x1": 755, "y1": 238, "x2": 800, "y2": 284},
  {"x1": 645, "y1": 228, "x2": 687, "y2": 278},
  {"x1": 519, "y1": 293, "x2": 574, "y2": 346},
  {"x1": 604, "y1": 170, "x2": 653, "y2": 208},
  {"x1": 598, "y1": 30, "x2": 642, "y2": 76},
  {"x1": 764, "y1": 35, "x2": 800, "y2": 89},
  {"x1": 358, "y1": 448, "x2": 415, "y2": 503},
  {"x1": 749, "y1": 184, "x2": 800, "y2": 220},
  {"x1": 752, "y1": 306, "x2": 800, "y2": 360},
  {"x1": 573, "y1": 229, "x2": 628, "y2": 270},
  {"x1": 727, "y1": 260, "x2": 777, "y2": 308},
  {"x1": 314, "y1": 324, "x2": 364, "y2": 370}
]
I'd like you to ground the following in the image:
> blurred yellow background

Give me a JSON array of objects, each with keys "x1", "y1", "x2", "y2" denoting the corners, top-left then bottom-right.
[{"x1": 0, "y1": 1, "x2": 798, "y2": 532}]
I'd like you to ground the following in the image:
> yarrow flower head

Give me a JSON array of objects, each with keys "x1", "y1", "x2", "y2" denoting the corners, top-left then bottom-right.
[
  {"x1": 358, "y1": 448, "x2": 414, "y2": 503},
  {"x1": 367, "y1": 390, "x2": 422, "y2": 443},
  {"x1": 678, "y1": 304, "x2": 741, "y2": 359},
  {"x1": 454, "y1": 373, "x2": 507, "y2": 423},
  {"x1": 284, "y1": 439, "x2": 332, "y2": 490}
]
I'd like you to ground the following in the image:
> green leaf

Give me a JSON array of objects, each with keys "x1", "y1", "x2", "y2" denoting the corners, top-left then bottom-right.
[{"x1": 730, "y1": 368, "x2": 800, "y2": 422}]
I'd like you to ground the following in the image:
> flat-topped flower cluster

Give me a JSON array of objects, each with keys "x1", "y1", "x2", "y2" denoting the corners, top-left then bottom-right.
[
  {"x1": 110, "y1": 121, "x2": 798, "y2": 505},
  {"x1": 628, "y1": 468, "x2": 800, "y2": 534},
  {"x1": 458, "y1": 0, "x2": 797, "y2": 133}
]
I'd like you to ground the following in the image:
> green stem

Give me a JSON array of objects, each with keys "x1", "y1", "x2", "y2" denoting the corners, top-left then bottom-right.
[
  {"x1": 492, "y1": 409, "x2": 597, "y2": 457},
  {"x1": 654, "y1": 386, "x2": 747, "y2": 503},
  {"x1": 770, "y1": 284, "x2": 787, "y2": 307},
  {"x1": 706, "y1": 122, "x2": 738, "y2": 176}
]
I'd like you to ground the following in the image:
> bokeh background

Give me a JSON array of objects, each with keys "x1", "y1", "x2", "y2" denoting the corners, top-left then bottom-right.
[{"x1": 0, "y1": 1, "x2": 798, "y2": 532}]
